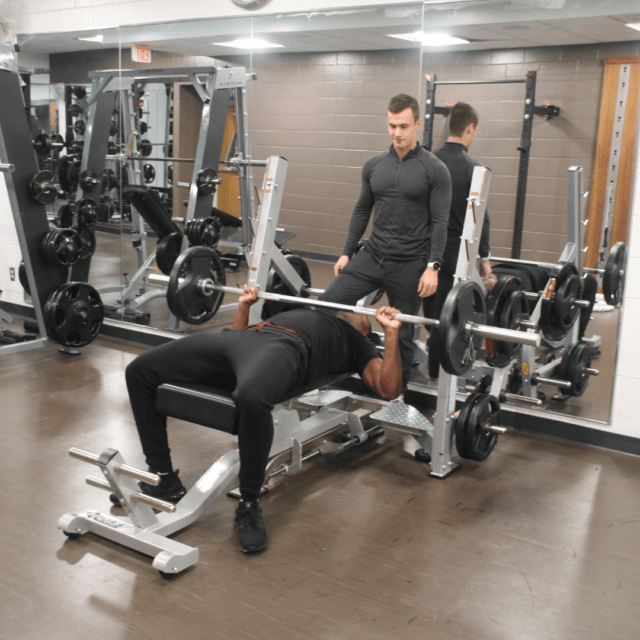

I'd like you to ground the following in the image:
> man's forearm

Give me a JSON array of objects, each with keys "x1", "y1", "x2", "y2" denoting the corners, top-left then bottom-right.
[
  {"x1": 232, "y1": 303, "x2": 252, "y2": 330},
  {"x1": 378, "y1": 329, "x2": 403, "y2": 398}
]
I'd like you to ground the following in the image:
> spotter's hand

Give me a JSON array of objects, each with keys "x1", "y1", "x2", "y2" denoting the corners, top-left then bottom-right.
[{"x1": 417, "y1": 267, "x2": 438, "y2": 298}]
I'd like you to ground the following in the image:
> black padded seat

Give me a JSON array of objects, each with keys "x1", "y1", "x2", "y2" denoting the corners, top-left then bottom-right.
[
  {"x1": 123, "y1": 185, "x2": 181, "y2": 239},
  {"x1": 155, "y1": 373, "x2": 352, "y2": 435}
]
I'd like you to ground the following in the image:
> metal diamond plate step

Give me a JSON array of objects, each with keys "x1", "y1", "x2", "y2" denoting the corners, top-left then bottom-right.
[{"x1": 370, "y1": 402, "x2": 434, "y2": 438}]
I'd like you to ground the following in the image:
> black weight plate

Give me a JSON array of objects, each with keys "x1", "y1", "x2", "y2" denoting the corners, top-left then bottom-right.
[
  {"x1": 455, "y1": 392, "x2": 482, "y2": 460},
  {"x1": 138, "y1": 139, "x2": 153, "y2": 157},
  {"x1": 68, "y1": 103, "x2": 83, "y2": 117},
  {"x1": 77, "y1": 226, "x2": 96, "y2": 260},
  {"x1": 33, "y1": 133, "x2": 51, "y2": 156},
  {"x1": 30, "y1": 170, "x2": 60, "y2": 204},
  {"x1": 603, "y1": 242, "x2": 626, "y2": 306},
  {"x1": 58, "y1": 156, "x2": 80, "y2": 193},
  {"x1": 44, "y1": 282, "x2": 104, "y2": 348},
  {"x1": 262, "y1": 252, "x2": 312, "y2": 320},
  {"x1": 195, "y1": 168, "x2": 219, "y2": 196},
  {"x1": 552, "y1": 274, "x2": 581, "y2": 333},
  {"x1": 167, "y1": 246, "x2": 226, "y2": 325},
  {"x1": 491, "y1": 290, "x2": 528, "y2": 368},
  {"x1": 437, "y1": 280, "x2": 487, "y2": 376},
  {"x1": 74, "y1": 120, "x2": 86, "y2": 136},
  {"x1": 484, "y1": 276, "x2": 523, "y2": 368},
  {"x1": 76, "y1": 198, "x2": 98, "y2": 227},
  {"x1": 56, "y1": 203, "x2": 74, "y2": 228},
  {"x1": 102, "y1": 168, "x2": 116, "y2": 192},
  {"x1": 557, "y1": 343, "x2": 591, "y2": 397},
  {"x1": 464, "y1": 394, "x2": 501, "y2": 462},
  {"x1": 143, "y1": 164, "x2": 156, "y2": 184},
  {"x1": 507, "y1": 366, "x2": 524, "y2": 395},
  {"x1": 156, "y1": 232, "x2": 184, "y2": 275},
  {"x1": 41, "y1": 228, "x2": 82, "y2": 267},
  {"x1": 71, "y1": 86, "x2": 87, "y2": 99},
  {"x1": 540, "y1": 262, "x2": 579, "y2": 342}
]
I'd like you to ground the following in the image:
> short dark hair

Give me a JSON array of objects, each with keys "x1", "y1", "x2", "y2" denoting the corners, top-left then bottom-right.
[
  {"x1": 448, "y1": 102, "x2": 479, "y2": 137},
  {"x1": 388, "y1": 94, "x2": 420, "y2": 122}
]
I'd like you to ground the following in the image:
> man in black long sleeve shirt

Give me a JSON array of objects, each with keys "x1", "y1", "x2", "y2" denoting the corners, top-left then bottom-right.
[
  {"x1": 424, "y1": 102, "x2": 491, "y2": 379},
  {"x1": 319, "y1": 94, "x2": 452, "y2": 389}
]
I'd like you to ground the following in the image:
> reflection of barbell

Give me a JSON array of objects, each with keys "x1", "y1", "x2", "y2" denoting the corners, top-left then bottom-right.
[{"x1": 151, "y1": 247, "x2": 541, "y2": 375}]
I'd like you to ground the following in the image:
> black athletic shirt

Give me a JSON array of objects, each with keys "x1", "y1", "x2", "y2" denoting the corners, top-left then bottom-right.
[
  {"x1": 433, "y1": 141, "x2": 490, "y2": 258},
  {"x1": 342, "y1": 144, "x2": 451, "y2": 262},
  {"x1": 262, "y1": 308, "x2": 381, "y2": 386}
]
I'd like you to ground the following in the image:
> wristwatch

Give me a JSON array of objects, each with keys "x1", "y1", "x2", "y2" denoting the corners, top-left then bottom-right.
[{"x1": 427, "y1": 261, "x2": 441, "y2": 271}]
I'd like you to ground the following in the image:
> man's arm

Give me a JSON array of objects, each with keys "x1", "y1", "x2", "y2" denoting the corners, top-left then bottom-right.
[
  {"x1": 231, "y1": 286, "x2": 259, "y2": 330},
  {"x1": 362, "y1": 307, "x2": 403, "y2": 399},
  {"x1": 417, "y1": 161, "x2": 452, "y2": 297},
  {"x1": 334, "y1": 162, "x2": 376, "y2": 275}
]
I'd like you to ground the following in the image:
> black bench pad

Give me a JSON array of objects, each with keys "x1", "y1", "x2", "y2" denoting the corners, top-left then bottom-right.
[{"x1": 155, "y1": 373, "x2": 352, "y2": 435}]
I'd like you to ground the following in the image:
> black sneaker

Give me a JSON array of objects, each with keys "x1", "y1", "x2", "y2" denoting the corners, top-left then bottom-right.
[
  {"x1": 109, "y1": 470, "x2": 186, "y2": 507},
  {"x1": 235, "y1": 501, "x2": 268, "y2": 554}
]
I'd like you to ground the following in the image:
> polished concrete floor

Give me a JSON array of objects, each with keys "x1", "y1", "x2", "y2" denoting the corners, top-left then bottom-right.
[{"x1": 1, "y1": 237, "x2": 638, "y2": 640}]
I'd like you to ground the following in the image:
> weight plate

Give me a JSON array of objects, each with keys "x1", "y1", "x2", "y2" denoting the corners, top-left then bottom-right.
[
  {"x1": 109, "y1": 121, "x2": 118, "y2": 137},
  {"x1": 44, "y1": 282, "x2": 104, "y2": 348},
  {"x1": 195, "y1": 167, "x2": 219, "y2": 196},
  {"x1": 185, "y1": 217, "x2": 221, "y2": 248},
  {"x1": 30, "y1": 170, "x2": 60, "y2": 204},
  {"x1": 58, "y1": 156, "x2": 80, "y2": 192},
  {"x1": 156, "y1": 232, "x2": 184, "y2": 275},
  {"x1": 138, "y1": 139, "x2": 153, "y2": 157},
  {"x1": 41, "y1": 228, "x2": 82, "y2": 267},
  {"x1": 68, "y1": 103, "x2": 83, "y2": 117},
  {"x1": 167, "y1": 246, "x2": 226, "y2": 325},
  {"x1": 540, "y1": 262, "x2": 580, "y2": 342},
  {"x1": 463, "y1": 393, "x2": 501, "y2": 462},
  {"x1": 455, "y1": 392, "x2": 482, "y2": 460},
  {"x1": 71, "y1": 86, "x2": 87, "y2": 99},
  {"x1": 507, "y1": 366, "x2": 524, "y2": 395},
  {"x1": 77, "y1": 226, "x2": 96, "y2": 261},
  {"x1": 76, "y1": 198, "x2": 98, "y2": 227},
  {"x1": 143, "y1": 164, "x2": 156, "y2": 184},
  {"x1": 18, "y1": 261, "x2": 30, "y2": 295},
  {"x1": 484, "y1": 276, "x2": 525, "y2": 368},
  {"x1": 262, "y1": 251, "x2": 312, "y2": 319},
  {"x1": 437, "y1": 280, "x2": 487, "y2": 376},
  {"x1": 33, "y1": 133, "x2": 51, "y2": 156},
  {"x1": 556, "y1": 343, "x2": 592, "y2": 397},
  {"x1": 102, "y1": 168, "x2": 116, "y2": 192},
  {"x1": 73, "y1": 120, "x2": 86, "y2": 136},
  {"x1": 139, "y1": 121, "x2": 148, "y2": 135},
  {"x1": 56, "y1": 203, "x2": 74, "y2": 228},
  {"x1": 603, "y1": 242, "x2": 626, "y2": 306}
]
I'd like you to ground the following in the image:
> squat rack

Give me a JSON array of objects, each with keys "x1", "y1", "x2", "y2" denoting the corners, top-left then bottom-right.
[{"x1": 422, "y1": 70, "x2": 560, "y2": 260}]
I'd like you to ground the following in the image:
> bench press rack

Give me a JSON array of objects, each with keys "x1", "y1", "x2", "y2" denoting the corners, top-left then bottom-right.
[{"x1": 59, "y1": 375, "x2": 388, "y2": 576}]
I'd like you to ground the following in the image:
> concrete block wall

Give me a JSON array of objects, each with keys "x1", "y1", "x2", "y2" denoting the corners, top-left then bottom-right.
[{"x1": 220, "y1": 41, "x2": 640, "y2": 263}]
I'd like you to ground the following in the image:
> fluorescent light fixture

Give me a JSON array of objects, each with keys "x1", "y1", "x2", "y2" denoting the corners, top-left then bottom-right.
[
  {"x1": 213, "y1": 37, "x2": 283, "y2": 50},
  {"x1": 626, "y1": 23, "x2": 640, "y2": 32},
  {"x1": 389, "y1": 31, "x2": 469, "y2": 46},
  {"x1": 77, "y1": 34, "x2": 104, "y2": 43}
]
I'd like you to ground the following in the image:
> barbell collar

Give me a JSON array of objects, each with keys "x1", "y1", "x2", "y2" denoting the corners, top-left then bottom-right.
[{"x1": 0, "y1": 163, "x2": 15, "y2": 172}]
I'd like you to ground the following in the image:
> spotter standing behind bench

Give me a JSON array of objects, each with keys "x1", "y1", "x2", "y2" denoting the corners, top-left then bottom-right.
[{"x1": 123, "y1": 286, "x2": 403, "y2": 554}]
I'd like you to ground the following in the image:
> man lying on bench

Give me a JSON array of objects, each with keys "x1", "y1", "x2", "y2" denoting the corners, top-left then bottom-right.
[{"x1": 122, "y1": 286, "x2": 403, "y2": 554}]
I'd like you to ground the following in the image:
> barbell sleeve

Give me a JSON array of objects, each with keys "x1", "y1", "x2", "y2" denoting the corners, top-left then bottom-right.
[
  {"x1": 0, "y1": 163, "x2": 15, "y2": 173},
  {"x1": 85, "y1": 476, "x2": 176, "y2": 513},
  {"x1": 69, "y1": 447, "x2": 160, "y2": 485}
]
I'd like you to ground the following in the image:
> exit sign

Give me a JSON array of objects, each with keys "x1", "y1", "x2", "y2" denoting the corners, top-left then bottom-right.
[{"x1": 132, "y1": 45, "x2": 151, "y2": 63}]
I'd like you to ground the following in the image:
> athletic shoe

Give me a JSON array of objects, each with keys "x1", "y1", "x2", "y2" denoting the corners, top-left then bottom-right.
[
  {"x1": 109, "y1": 470, "x2": 186, "y2": 507},
  {"x1": 235, "y1": 500, "x2": 268, "y2": 553}
]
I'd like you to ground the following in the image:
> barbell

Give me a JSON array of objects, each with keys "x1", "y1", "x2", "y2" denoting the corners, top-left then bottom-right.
[{"x1": 152, "y1": 247, "x2": 540, "y2": 376}]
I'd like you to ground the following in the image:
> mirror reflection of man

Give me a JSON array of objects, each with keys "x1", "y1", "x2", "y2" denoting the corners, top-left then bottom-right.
[{"x1": 319, "y1": 94, "x2": 452, "y2": 391}]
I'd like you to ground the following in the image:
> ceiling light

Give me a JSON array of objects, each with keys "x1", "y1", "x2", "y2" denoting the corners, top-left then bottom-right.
[
  {"x1": 626, "y1": 23, "x2": 640, "y2": 32},
  {"x1": 388, "y1": 31, "x2": 469, "y2": 46},
  {"x1": 77, "y1": 35, "x2": 104, "y2": 43},
  {"x1": 213, "y1": 37, "x2": 283, "y2": 50}
]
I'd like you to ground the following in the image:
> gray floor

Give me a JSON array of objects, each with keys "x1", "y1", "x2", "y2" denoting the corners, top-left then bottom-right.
[{"x1": 1, "y1": 240, "x2": 635, "y2": 640}]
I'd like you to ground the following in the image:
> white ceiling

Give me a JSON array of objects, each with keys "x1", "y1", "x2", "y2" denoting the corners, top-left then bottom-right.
[{"x1": 16, "y1": 1, "x2": 640, "y2": 58}]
